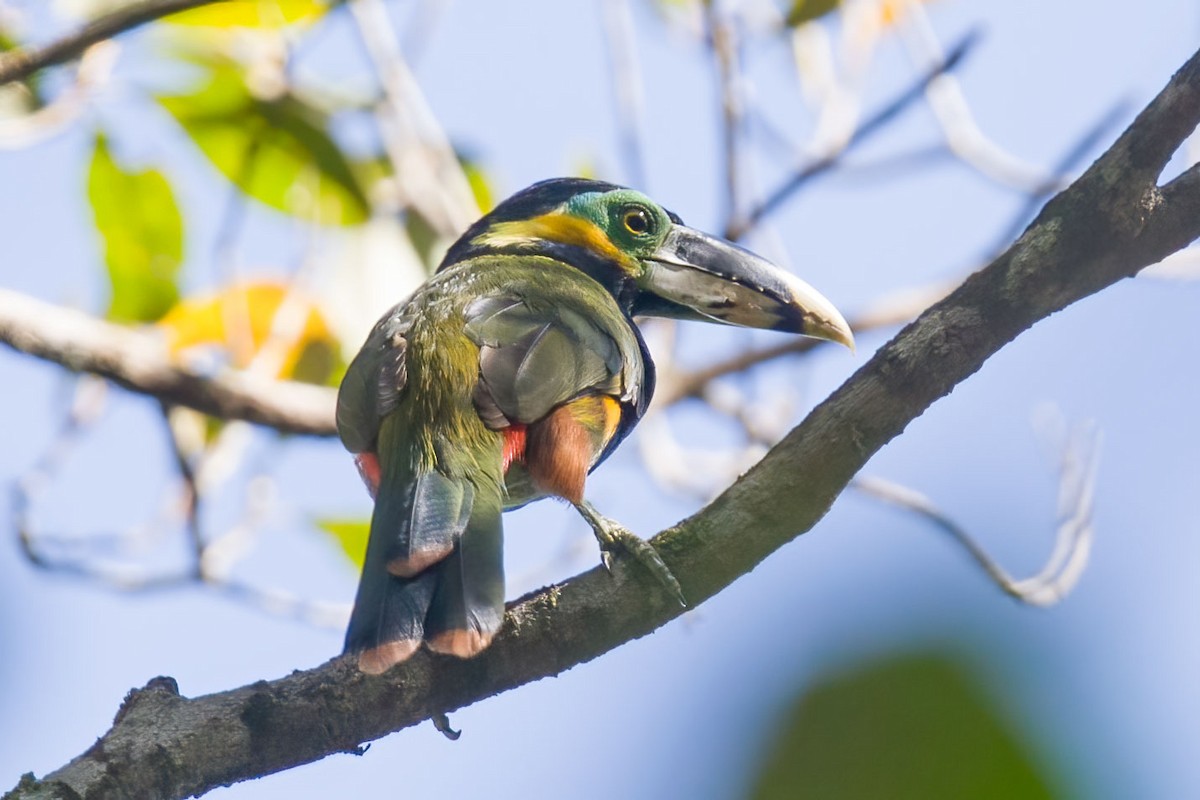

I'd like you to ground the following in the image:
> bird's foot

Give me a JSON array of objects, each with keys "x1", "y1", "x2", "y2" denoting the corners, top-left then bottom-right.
[
  {"x1": 575, "y1": 500, "x2": 686, "y2": 607},
  {"x1": 431, "y1": 712, "x2": 461, "y2": 740}
]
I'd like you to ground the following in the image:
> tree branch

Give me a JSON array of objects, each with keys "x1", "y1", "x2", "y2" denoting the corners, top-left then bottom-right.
[
  {"x1": 8, "y1": 44, "x2": 1200, "y2": 800},
  {"x1": 0, "y1": 289, "x2": 336, "y2": 436},
  {"x1": 0, "y1": 0, "x2": 231, "y2": 88}
]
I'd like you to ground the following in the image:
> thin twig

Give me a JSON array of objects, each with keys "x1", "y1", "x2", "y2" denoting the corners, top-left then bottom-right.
[
  {"x1": 853, "y1": 419, "x2": 1100, "y2": 607},
  {"x1": 346, "y1": 0, "x2": 478, "y2": 235},
  {"x1": 0, "y1": 0, "x2": 232, "y2": 87},
  {"x1": 708, "y1": 5, "x2": 745, "y2": 228},
  {"x1": 13, "y1": 376, "x2": 109, "y2": 570},
  {"x1": 0, "y1": 41, "x2": 116, "y2": 148},
  {"x1": 728, "y1": 30, "x2": 979, "y2": 240},
  {"x1": 162, "y1": 403, "x2": 205, "y2": 575},
  {"x1": 600, "y1": 0, "x2": 648, "y2": 188},
  {"x1": 899, "y1": 0, "x2": 1054, "y2": 192}
]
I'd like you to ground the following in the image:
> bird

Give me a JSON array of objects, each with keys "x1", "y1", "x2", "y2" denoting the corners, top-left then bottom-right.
[{"x1": 335, "y1": 178, "x2": 853, "y2": 674}]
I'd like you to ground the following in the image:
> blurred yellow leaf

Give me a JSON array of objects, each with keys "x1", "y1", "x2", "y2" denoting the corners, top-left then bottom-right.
[
  {"x1": 879, "y1": 0, "x2": 937, "y2": 26},
  {"x1": 168, "y1": 0, "x2": 327, "y2": 28},
  {"x1": 784, "y1": 0, "x2": 935, "y2": 28},
  {"x1": 315, "y1": 518, "x2": 370, "y2": 569},
  {"x1": 158, "y1": 281, "x2": 342, "y2": 385}
]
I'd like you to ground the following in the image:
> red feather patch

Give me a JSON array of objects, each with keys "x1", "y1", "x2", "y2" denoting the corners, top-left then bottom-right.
[
  {"x1": 354, "y1": 452, "x2": 382, "y2": 499},
  {"x1": 502, "y1": 425, "x2": 527, "y2": 472}
]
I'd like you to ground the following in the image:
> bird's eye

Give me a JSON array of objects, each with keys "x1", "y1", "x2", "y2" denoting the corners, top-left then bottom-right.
[{"x1": 622, "y1": 207, "x2": 652, "y2": 236}]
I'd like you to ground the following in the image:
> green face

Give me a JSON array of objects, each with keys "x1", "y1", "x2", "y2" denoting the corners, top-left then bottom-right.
[{"x1": 563, "y1": 189, "x2": 676, "y2": 267}]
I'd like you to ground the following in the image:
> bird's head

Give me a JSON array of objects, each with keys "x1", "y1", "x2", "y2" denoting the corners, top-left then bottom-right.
[{"x1": 439, "y1": 178, "x2": 853, "y2": 348}]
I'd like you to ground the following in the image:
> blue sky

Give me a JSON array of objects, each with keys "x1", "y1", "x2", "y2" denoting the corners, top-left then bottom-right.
[{"x1": 1, "y1": 1, "x2": 1198, "y2": 797}]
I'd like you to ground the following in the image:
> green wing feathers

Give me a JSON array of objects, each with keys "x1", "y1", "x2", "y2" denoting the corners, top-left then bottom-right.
[{"x1": 464, "y1": 293, "x2": 628, "y2": 428}]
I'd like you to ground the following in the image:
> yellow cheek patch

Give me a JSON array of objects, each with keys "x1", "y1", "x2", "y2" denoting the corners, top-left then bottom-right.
[{"x1": 474, "y1": 213, "x2": 639, "y2": 274}]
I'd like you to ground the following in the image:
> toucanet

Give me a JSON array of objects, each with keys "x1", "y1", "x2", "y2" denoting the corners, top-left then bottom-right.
[{"x1": 336, "y1": 178, "x2": 853, "y2": 674}]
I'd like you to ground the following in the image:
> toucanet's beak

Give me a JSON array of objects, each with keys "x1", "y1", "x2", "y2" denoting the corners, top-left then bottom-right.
[{"x1": 636, "y1": 226, "x2": 855, "y2": 349}]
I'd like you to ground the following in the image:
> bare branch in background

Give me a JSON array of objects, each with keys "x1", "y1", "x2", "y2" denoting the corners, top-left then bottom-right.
[
  {"x1": 0, "y1": 287, "x2": 337, "y2": 436},
  {"x1": 708, "y1": 5, "x2": 746, "y2": 227},
  {"x1": 14, "y1": 377, "x2": 197, "y2": 590},
  {"x1": 853, "y1": 417, "x2": 1100, "y2": 607},
  {"x1": 601, "y1": 0, "x2": 648, "y2": 188},
  {"x1": 0, "y1": 0, "x2": 231, "y2": 87},
  {"x1": 12, "y1": 369, "x2": 348, "y2": 625},
  {"x1": 163, "y1": 403, "x2": 205, "y2": 575},
  {"x1": 347, "y1": 0, "x2": 479, "y2": 236},
  {"x1": 728, "y1": 30, "x2": 979, "y2": 240},
  {"x1": 0, "y1": 41, "x2": 116, "y2": 148},
  {"x1": 897, "y1": 0, "x2": 1055, "y2": 191}
]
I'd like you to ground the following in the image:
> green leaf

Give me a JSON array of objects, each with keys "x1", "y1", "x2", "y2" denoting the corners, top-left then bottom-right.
[
  {"x1": 751, "y1": 653, "x2": 1062, "y2": 799},
  {"x1": 87, "y1": 134, "x2": 183, "y2": 323},
  {"x1": 785, "y1": 0, "x2": 840, "y2": 27},
  {"x1": 316, "y1": 518, "x2": 370, "y2": 569},
  {"x1": 158, "y1": 62, "x2": 369, "y2": 225},
  {"x1": 167, "y1": 0, "x2": 327, "y2": 28}
]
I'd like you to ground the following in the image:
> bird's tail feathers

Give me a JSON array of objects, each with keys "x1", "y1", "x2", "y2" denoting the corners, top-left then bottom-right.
[
  {"x1": 344, "y1": 447, "x2": 504, "y2": 674},
  {"x1": 424, "y1": 493, "x2": 505, "y2": 658}
]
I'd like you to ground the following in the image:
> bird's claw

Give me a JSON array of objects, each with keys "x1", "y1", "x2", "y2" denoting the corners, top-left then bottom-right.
[
  {"x1": 577, "y1": 501, "x2": 687, "y2": 607},
  {"x1": 431, "y1": 712, "x2": 461, "y2": 740}
]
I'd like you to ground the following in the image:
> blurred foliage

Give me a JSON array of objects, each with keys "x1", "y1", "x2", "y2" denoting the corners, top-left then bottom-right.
[
  {"x1": 166, "y1": 0, "x2": 328, "y2": 28},
  {"x1": 87, "y1": 134, "x2": 184, "y2": 323},
  {"x1": 461, "y1": 157, "x2": 495, "y2": 214},
  {"x1": 315, "y1": 518, "x2": 370, "y2": 569},
  {"x1": 750, "y1": 652, "x2": 1060, "y2": 800},
  {"x1": 403, "y1": 210, "x2": 441, "y2": 272},
  {"x1": 0, "y1": 26, "x2": 42, "y2": 109},
  {"x1": 785, "y1": 0, "x2": 841, "y2": 27},
  {"x1": 157, "y1": 58, "x2": 369, "y2": 226},
  {"x1": 158, "y1": 281, "x2": 343, "y2": 385}
]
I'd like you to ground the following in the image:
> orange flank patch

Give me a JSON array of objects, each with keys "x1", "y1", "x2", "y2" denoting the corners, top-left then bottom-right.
[
  {"x1": 525, "y1": 395, "x2": 622, "y2": 504},
  {"x1": 354, "y1": 452, "x2": 382, "y2": 499},
  {"x1": 502, "y1": 425, "x2": 527, "y2": 472}
]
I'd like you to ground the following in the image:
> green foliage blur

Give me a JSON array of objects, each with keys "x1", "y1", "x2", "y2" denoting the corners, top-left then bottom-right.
[{"x1": 751, "y1": 653, "x2": 1060, "y2": 800}]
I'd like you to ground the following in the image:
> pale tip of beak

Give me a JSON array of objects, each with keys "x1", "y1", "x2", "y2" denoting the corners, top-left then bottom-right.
[
  {"x1": 775, "y1": 269, "x2": 855, "y2": 352},
  {"x1": 810, "y1": 313, "x2": 856, "y2": 353}
]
